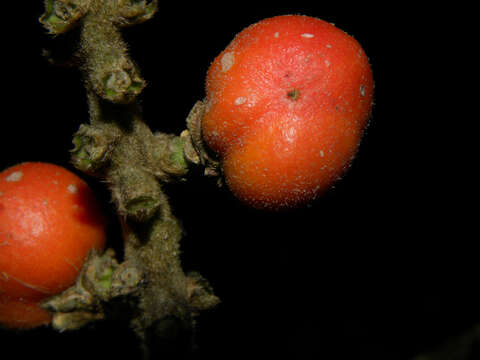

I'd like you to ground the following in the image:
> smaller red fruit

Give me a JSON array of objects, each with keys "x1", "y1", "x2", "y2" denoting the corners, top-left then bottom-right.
[
  {"x1": 0, "y1": 162, "x2": 107, "y2": 328},
  {"x1": 0, "y1": 295, "x2": 51, "y2": 329}
]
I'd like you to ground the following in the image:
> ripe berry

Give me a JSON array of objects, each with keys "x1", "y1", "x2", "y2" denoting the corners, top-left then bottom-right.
[
  {"x1": 0, "y1": 162, "x2": 107, "y2": 328},
  {"x1": 202, "y1": 15, "x2": 373, "y2": 210}
]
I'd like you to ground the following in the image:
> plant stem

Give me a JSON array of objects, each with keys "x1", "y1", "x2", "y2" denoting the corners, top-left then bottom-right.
[{"x1": 40, "y1": 0, "x2": 219, "y2": 356}]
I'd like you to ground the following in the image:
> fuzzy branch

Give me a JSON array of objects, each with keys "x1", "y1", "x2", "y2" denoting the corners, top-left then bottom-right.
[{"x1": 40, "y1": 0, "x2": 219, "y2": 356}]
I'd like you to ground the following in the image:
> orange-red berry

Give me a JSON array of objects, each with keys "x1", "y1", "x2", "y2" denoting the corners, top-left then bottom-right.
[
  {"x1": 0, "y1": 295, "x2": 51, "y2": 329},
  {"x1": 202, "y1": 15, "x2": 373, "y2": 210},
  {"x1": 0, "y1": 162, "x2": 107, "y2": 328}
]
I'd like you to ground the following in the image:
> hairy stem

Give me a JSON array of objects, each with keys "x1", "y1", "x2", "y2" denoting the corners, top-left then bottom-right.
[{"x1": 40, "y1": 0, "x2": 219, "y2": 355}]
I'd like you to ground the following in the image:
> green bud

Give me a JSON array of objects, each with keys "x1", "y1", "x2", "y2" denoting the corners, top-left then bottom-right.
[
  {"x1": 115, "y1": 0, "x2": 158, "y2": 27},
  {"x1": 71, "y1": 124, "x2": 115, "y2": 175},
  {"x1": 99, "y1": 59, "x2": 146, "y2": 104},
  {"x1": 40, "y1": 0, "x2": 91, "y2": 35}
]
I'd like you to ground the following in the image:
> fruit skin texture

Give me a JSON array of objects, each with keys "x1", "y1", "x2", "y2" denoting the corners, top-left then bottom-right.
[
  {"x1": 202, "y1": 15, "x2": 373, "y2": 210},
  {"x1": 0, "y1": 295, "x2": 52, "y2": 329},
  {"x1": 0, "y1": 162, "x2": 107, "y2": 328}
]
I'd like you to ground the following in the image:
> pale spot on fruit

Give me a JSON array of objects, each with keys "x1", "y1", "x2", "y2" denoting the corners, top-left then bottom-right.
[
  {"x1": 67, "y1": 184, "x2": 78, "y2": 194},
  {"x1": 221, "y1": 52, "x2": 235, "y2": 72},
  {"x1": 234, "y1": 97, "x2": 247, "y2": 105},
  {"x1": 285, "y1": 126, "x2": 297, "y2": 143},
  {"x1": 326, "y1": 44, "x2": 332, "y2": 48},
  {"x1": 360, "y1": 84, "x2": 366, "y2": 97},
  {"x1": 29, "y1": 214, "x2": 45, "y2": 237},
  {"x1": 324, "y1": 59, "x2": 330, "y2": 67},
  {"x1": 274, "y1": 32, "x2": 280, "y2": 38},
  {"x1": 5, "y1": 171, "x2": 23, "y2": 182},
  {"x1": 301, "y1": 33, "x2": 314, "y2": 38},
  {"x1": 320, "y1": 150, "x2": 325, "y2": 157}
]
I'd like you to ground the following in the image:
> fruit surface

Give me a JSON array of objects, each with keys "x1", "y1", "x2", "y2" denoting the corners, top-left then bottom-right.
[
  {"x1": 0, "y1": 295, "x2": 51, "y2": 329},
  {"x1": 202, "y1": 15, "x2": 373, "y2": 210},
  {"x1": 0, "y1": 162, "x2": 107, "y2": 328}
]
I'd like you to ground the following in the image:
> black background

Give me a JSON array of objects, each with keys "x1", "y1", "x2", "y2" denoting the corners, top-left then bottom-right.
[{"x1": 0, "y1": 2, "x2": 474, "y2": 360}]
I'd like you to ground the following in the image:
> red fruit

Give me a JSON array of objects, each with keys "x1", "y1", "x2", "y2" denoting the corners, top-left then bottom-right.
[
  {"x1": 0, "y1": 162, "x2": 107, "y2": 328},
  {"x1": 0, "y1": 296, "x2": 51, "y2": 329},
  {"x1": 202, "y1": 15, "x2": 373, "y2": 210}
]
